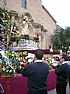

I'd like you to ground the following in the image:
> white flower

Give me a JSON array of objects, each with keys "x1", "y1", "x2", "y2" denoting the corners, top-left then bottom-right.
[
  {"x1": 2, "y1": 67, "x2": 5, "y2": 71},
  {"x1": 6, "y1": 70, "x2": 9, "y2": 73},
  {"x1": 9, "y1": 70, "x2": 12, "y2": 73}
]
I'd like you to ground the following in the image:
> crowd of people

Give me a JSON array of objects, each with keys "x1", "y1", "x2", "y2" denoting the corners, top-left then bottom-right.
[{"x1": 21, "y1": 49, "x2": 70, "y2": 94}]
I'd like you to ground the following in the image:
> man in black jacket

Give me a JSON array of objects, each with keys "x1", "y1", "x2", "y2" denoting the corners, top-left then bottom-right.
[
  {"x1": 68, "y1": 57, "x2": 70, "y2": 88},
  {"x1": 21, "y1": 49, "x2": 49, "y2": 94},
  {"x1": 54, "y1": 55, "x2": 69, "y2": 94}
]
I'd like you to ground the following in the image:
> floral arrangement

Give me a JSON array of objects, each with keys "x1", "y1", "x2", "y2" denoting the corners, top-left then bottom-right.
[
  {"x1": 0, "y1": 46, "x2": 21, "y2": 77},
  {"x1": 0, "y1": 7, "x2": 10, "y2": 31}
]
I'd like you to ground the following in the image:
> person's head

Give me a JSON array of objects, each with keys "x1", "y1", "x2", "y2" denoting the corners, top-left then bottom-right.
[
  {"x1": 34, "y1": 49, "x2": 44, "y2": 60},
  {"x1": 59, "y1": 56, "x2": 64, "y2": 63},
  {"x1": 61, "y1": 54, "x2": 68, "y2": 61},
  {"x1": 59, "y1": 54, "x2": 68, "y2": 63}
]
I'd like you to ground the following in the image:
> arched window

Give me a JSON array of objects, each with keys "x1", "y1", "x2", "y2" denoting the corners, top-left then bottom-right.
[{"x1": 21, "y1": 0, "x2": 26, "y2": 8}]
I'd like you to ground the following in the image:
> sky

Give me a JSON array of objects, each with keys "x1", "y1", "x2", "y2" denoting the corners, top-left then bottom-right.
[{"x1": 42, "y1": 0, "x2": 70, "y2": 28}]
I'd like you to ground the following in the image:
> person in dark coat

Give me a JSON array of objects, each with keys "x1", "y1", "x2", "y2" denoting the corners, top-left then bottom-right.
[
  {"x1": 68, "y1": 57, "x2": 70, "y2": 88},
  {"x1": 54, "y1": 55, "x2": 69, "y2": 94},
  {"x1": 21, "y1": 49, "x2": 49, "y2": 94}
]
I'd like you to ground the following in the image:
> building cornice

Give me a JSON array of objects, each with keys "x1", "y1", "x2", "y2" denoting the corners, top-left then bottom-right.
[{"x1": 42, "y1": 5, "x2": 57, "y2": 23}]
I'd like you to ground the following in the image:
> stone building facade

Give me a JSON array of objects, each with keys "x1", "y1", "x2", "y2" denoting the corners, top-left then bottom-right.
[{"x1": 0, "y1": 0, "x2": 57, "y2": 49}]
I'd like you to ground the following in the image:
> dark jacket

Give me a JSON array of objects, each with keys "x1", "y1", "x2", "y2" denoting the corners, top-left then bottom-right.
[
  {"x1": 21, "y1": 61, "x2": 49, "y2": 93},
  {"x1": 55, "y1": 63, "x2": 69, "y2": 84}
]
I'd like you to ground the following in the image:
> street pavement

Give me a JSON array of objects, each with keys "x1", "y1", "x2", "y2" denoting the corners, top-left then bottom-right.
[{"x1": 48, "y1": 83, "x2": 70, "y2": 94}]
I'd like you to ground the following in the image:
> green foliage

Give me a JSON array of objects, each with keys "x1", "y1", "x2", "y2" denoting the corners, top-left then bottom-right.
[
  {"x1": 0, "y1": 7, "x2": 10, "y2": 31},
  {"x1": 51, "y1": 27, "x2": 70, "y2": 51}
]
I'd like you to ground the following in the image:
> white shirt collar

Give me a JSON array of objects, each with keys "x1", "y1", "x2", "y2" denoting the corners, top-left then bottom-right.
[
  {"x1": 34, "y1": 60, "x2": 43, "y2": 63},
  {"x1": 62, "y1": 61, "x2": 68, "y2": 64}
]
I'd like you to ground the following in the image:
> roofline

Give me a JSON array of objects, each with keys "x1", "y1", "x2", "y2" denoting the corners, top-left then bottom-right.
[
  {"x1": 56, "y1": 24, "x2": 64, "y2": 29},
  {"x1": 42, "y1": 5, "x2": 57, "y2": 23}
]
